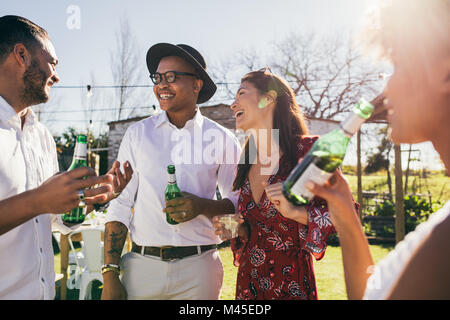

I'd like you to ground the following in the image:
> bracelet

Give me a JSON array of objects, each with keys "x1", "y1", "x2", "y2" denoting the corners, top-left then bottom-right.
[
  {"x1": 101, "y1": 264, "x2": 120, "y2": 276},
  {"x1": 102, "y1": 267, "x2": 120, "y2": 276}
]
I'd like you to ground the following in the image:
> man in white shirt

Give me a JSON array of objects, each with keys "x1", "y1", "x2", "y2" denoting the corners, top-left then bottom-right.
[
  {"x1": 0, "y1": 15, "x2": 133, "y2": 299},
  {"x1": 102, "y1": 43, "x2": 241, "y2": 300}
]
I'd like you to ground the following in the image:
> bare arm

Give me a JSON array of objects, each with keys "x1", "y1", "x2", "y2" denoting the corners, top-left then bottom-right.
[
  {"x1": 334, "y1": 212, "x2": 374, "y2": 300},
  {"x1": 101, "y1": 221, "x2": 128, "y2": 300},
  {"x1": 306, "y1": 170, "x2": 374, "y2": 299},
  {"x1": 104, "y1": 221, "x2": 128, "y2": 265},
  {"x1": 0, "y1": 168, "x2": 112, "y2": 236},
  {"x1": 387, "y1": 214, "x2": 450, "y2": 299}
]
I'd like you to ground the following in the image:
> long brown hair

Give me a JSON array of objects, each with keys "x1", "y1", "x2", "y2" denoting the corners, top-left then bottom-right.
[{"x1": 232, "y1": 68, "x2": 309, "y2": 191}]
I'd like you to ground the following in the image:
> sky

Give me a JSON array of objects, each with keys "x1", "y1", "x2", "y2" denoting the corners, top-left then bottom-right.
[{"x1": 1, "y1": 0, "x2": 444, "y2": 170}]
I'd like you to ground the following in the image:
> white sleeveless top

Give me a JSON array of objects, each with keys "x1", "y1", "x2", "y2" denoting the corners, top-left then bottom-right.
[{"x1": 363, "y1": 200, "x2": 450, "y2": 299}]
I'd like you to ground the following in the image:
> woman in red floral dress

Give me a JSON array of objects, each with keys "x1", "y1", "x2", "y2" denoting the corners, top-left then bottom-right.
[{"x1": 214, "y1": 68, "x2": 340, "y2": 300}]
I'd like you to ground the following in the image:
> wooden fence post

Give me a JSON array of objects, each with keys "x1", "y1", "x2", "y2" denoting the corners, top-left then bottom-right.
[
  {"x1": 357, "y1": 129, "x2": 363, "y2": 221},
  {"x1": 394, "y1": 144, "x2": 405, "y2": 243}
]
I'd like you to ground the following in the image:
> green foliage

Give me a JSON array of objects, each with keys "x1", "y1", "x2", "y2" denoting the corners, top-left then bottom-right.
[
  {"x1": 53, "y1": 127, "x2": 108, "y2": 151},
  {"x1": 374, "y1": 199, "x2": 395, "y2": 216},
  {"x1": 341, "y1": 165, "x2": 356, "y2": 175},
  {"x1": 53, "y1": 127, "x2": 109, "y2": 172},
  {"x1": 364, "y1": 126, "x2": 393, "y2": 174},
  {"x1": 365, "y1": 152, "x2": 389, "y2": 174},
  {"x1": 372, "y1": 195, "x2": 443, "y2": 234}
]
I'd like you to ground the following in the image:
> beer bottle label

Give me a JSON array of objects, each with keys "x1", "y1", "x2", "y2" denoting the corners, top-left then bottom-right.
[
  {"x1": 290, "y1": 162, "x2": 332, "y2": 200},
  {"x1": 73, "y1": 142, "x2": 87, "y2": 160},
  {"x1": 168, "y1": 173, "x2": 176, "y2": 184}
]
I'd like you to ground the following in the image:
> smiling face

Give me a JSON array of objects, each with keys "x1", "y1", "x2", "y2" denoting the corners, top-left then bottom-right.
[
  {"x1": 231, "y1": 80, "x2": 275, "y2": 131},
  {"x1": 152, "y1": 55, "x2": 202, "y2": 113},
  {"x1": 21, "y1": 38, "x2": 59, "y2": 106}
]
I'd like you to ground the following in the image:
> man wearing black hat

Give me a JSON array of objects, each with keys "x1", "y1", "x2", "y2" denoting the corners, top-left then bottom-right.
[{"x1": 102, "y1": 43, "x2": 241, "y2": 300}]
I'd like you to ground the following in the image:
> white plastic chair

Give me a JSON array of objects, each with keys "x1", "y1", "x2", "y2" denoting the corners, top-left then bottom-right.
[
  {"x1": 66, "y1": 250, "x2": 85, "y2": 290},
  {"x1": 79, "y1": 227, "x2": 104, "y2": 300},
  {"x1": 67, "y1": 227, "x2": 104, "y2": 300},
  {"x1": 67, "y1": 232, "x2": 86, "y2": 291}
]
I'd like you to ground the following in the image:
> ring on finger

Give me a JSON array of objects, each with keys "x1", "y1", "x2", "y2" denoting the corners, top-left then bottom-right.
[{"x1": 77, "y1": 190, "x2": 86, "y2": 207}]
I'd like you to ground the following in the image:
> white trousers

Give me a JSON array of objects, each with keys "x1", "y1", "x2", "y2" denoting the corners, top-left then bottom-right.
[{"x1": 120, "y1": 249, "x2": 224, "y2": 300}]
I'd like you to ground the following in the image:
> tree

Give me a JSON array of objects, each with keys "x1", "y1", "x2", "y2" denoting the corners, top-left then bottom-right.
[
  {"x1": 54, "y1": 127, "x2": 108, "y2": 172},
  {"x1": 211, "y1": 31, "x2": 385, "y2": 120},
  {"x1": 365, "y1": 126, "x2": 394, "y2": 198},
  {"x1": 110, "y1": 17, "x2": 152, "y2": 120},
  {"x1": 271, "y1": 32, "x2": 384, "y2": 119}
]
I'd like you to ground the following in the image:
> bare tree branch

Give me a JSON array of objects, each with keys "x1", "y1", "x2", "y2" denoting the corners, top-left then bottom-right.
[{"x1": 110, "y1": 17, "x2": 151, "y2": 120}]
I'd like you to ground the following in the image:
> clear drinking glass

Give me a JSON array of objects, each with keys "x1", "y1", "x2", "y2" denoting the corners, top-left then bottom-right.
[{"x1": 218, "y1": 214, "x2": 240, "y2": 239}]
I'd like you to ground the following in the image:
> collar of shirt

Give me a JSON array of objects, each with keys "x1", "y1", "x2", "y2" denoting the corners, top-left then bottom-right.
[
  {"x1": 0, "y1": 95, "x2": 37, "y2": 130},
  {"x1": 154, "y1": 108, "x2": 204, "y2": 130},
  {"x1": 0, "y1": 95, "x2": 19, "y2": 124}
]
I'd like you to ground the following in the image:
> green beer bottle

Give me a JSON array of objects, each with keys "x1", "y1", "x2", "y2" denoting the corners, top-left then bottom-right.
[
  {"x1": 283, "y1": 98, "x2": 374, "y2": 206},
  {"x1": 62, "y1": 134, "x2": 88, "y2": 223},
  {"x1": 165, "y1": 165, "x2": 182, "y2": 225}
]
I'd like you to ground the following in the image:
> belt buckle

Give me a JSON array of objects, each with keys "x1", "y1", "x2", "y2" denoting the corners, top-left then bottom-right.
[{"x1": 160, "y1": 246, "x2": 174, "y2": 261}]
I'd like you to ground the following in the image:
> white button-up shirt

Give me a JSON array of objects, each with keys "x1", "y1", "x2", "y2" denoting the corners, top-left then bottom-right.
[
  {"x1": 106, "y1": 110, "x2": 241, "y2": 246},
  {"x1": 0, "y1": 96, "x2": 73, "y2": 300}
]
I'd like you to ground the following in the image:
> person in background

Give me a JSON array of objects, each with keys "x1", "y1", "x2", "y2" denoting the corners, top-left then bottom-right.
[
  {"x1": 305, "y1": 0, "x2": 450, "y2": 299},
  {"x1": 102, "y1": 43, "x2": 241, "y2": 300},
  {"x1": 0, "y1": 15, "x2": 133, "y2": 299},
  {"x1": 214, "y1": 68, "x2": 343, "y2": 300}
]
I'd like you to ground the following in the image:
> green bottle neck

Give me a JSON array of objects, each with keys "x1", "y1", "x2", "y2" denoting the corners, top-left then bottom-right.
[
  {"x1": 69, "y1": 141, "x2": 87, "y2": 170},
  {"x1": 339, "y1": 112, "x2": 366, "y2": 138}
]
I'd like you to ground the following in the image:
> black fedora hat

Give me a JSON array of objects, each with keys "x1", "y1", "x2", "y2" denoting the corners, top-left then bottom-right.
[{"x1": 146, "y1": 43, "x2": 217, "y2": 104}]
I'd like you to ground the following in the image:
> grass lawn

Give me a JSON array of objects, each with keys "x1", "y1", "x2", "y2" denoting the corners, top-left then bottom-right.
[
  {"x1": 312, "y1": 244, "x2": 393, "y2": 300},
  {"x1": 218, "y1": 244, "x2": 393, "y2": 300},
  {"x1": 344, "y1": 171, "x2": 449, "y2": 205},
  {"x1": 53, "y1": 243, "x2": 394, "y2": 300}
]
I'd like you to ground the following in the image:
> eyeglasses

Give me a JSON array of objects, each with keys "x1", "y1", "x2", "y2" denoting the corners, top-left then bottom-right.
[{"x1": 150, "y1": 70, "x2": 198, "y2": 85}]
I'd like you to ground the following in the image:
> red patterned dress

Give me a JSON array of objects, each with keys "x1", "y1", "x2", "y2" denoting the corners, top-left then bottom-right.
[{"x1": 231, "y1": 136, "x2": 337, "y2": 300}]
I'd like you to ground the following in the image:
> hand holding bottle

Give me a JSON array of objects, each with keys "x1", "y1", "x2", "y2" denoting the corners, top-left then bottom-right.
[
  {"x1": 163, "y1": 191, "x2": 204, "y2": 223},
  {"x1": 305, "y1": 170, "x2": 360, "y2": 232},
  {"x1": 33, "y1": 167, "x2": 114, "y2": 215},
  {"x1": 283, "y1": 99, "x2": 374, "y2": 206},
  {"x1": 263, "y1": 181, "x2": 308, "y2": 225}
]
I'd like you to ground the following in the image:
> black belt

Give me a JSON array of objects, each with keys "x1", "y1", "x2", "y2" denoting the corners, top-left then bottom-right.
[{"x1": 131, "y1": 242, "x2": 217, "y2": 261}]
